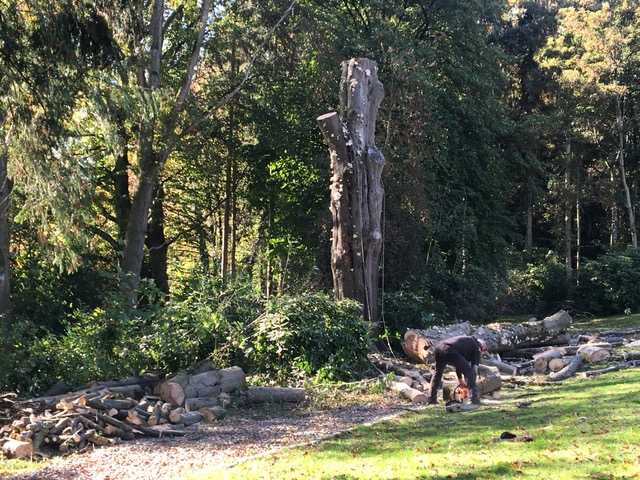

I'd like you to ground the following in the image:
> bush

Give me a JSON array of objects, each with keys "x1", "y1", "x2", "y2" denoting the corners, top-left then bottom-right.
[
  {"x1": 427, "y1": 266, "x2": 500, "y2": 322},
  {"x1": 249, "y1": 293, "x2": 369, "y2": 382},
  {"x1": 380, "y1": 286, "x2": 444, "y2": 350},
  {"x1": 577, "y1": 249, "x2": 640, "y2": 315},
  {"x1": 498, "y1": 251, "x2": 568, "y2": 315},
  {"x1": 3, "y1": 276, "x2": 263, "y2": 395}
]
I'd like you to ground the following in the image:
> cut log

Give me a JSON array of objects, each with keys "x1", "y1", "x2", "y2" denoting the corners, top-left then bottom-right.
[
  {"x1": 403, "y1": 310, "x2": 572, "y2": 363},
  {"x1": 368, "y1": 354, "x2": 431, "y2": 388},
  {"x1": 184, "y1": 397, "x2": 219, "y2": 412},
  {"x1": 548, "y1": 357, "x2": 570, "y2": 372},
  {"x1": 198, "y1": 406, "x2": 226, "y2": 422},
  {"x1": 549, "y1": 355, "x2": 583, "y2": 381},
  {"x1": 181, "y1": 412, "x2": 203, "y2": 427},
  {"x1": 442, "y1": 371, "x2": 502, "y2": 401},
  {"x1": 389, "y1": 382, "x2": 428, "y2": 404},
  {"x1": 2, "y1": 439, "x2": 33, "y2": 458},
  {"x1": 158, "y1": 382, "x2": 186, "y2": 407},
  {"x1": 533, "y1": 349, "x2": 564, "y2": 374},
  {"x1": 158, "y1": 366, "x2": 246, "y2": 406},
  {"x1": 581, "y1": 360, "x2": 640, "y2": 378},
  {"x1": 481, "y1": 356, "x2": 518, "y2": 376},
  {"x1": 623, "y1": 351, "x2": 640, "y2": 361},
  {"x1": 395, "y1": 376, "x2": 414, "y2": 386},
  {"x1": 577, "y1": 345, "x2": 611, "y2": 364},
  {"x1": 247, "y1": 387, "x2": 306, "y2": 404},
  {"x1": 169, "y1": 408, "x2": 185, "y2": 424}
]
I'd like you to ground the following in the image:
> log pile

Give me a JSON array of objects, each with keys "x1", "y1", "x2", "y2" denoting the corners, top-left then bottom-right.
[
  {"x1": 0, "y1": 388, "x2": 191, "y2": 459},
  {"x1": 369, "y1": 353, "x2": 503, "y2": 404},
  {"x1": 397, "y1": 310, "x2": 640, "y2": 392},
  {"x1": 1, "y1": 364, "x2": 307, "y2": 459}
]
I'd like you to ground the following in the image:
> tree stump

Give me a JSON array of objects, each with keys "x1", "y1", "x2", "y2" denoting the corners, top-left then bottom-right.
[{"x1": 317, "y1": 58, "x2": 385, "y2": 325}]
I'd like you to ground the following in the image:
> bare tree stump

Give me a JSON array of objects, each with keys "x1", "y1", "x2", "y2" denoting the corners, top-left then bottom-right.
[{"x1": 317, "y1": 57, "x2": 385, "y2": 325}]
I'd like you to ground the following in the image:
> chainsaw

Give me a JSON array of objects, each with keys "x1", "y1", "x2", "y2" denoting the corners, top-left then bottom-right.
[{"x1": 452, "y1": 384, "x2": 470, "y2": 403}]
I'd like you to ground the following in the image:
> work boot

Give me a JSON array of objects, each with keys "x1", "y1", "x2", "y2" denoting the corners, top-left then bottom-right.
[{"x1": 470, "y1": 389, "x2": 481, "y2": 405}]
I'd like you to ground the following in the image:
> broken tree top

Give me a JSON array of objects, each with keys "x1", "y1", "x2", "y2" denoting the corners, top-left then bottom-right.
[{"x1": 402, "y1": 310, "x2": 573, "y2": 363}]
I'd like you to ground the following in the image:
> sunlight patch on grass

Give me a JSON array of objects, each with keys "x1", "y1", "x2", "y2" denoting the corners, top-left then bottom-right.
[
  {"x1": 0, "y1": 458, "x2": 41, "y2": 476},
  {"x1": 190, "y1": 370, "x2": 640, "y2": 480}
]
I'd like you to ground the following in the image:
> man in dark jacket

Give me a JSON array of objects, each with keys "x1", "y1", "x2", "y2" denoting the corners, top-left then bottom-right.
[{"x1": 428, "y1": 335, "x2": 487, "y2": 405}]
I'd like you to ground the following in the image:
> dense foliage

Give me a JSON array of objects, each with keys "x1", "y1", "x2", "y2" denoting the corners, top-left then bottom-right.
[{"x1": 1, "y1": 0, "x2": 640, "y2": 393}]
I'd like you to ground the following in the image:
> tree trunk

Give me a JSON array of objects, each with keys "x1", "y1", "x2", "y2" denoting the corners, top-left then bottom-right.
[
  {"x1": 0, "y1": 115, "x2": 11, "y2": 345},
  {"x1": 318, "y1": 58, "x2": 385, "y2": 326},
  {"x1": 145, "y1": 185, "x2": 169, "y2": 294},
  {"x1": 564, "y1": 139, "x2": 572, "y2": 281},
  {"x1": 403, "y1": 310, "x2": 572, "y2": 363},
  {"x1": 575, "y1": 156, "x2": 581, "y2": 285},
  {"x1": 526, "y1": 176, "x2": 533, "y2": 250},
  {"x1": 121, "y1": 153, "x2": 157, "y2": 302},
  {"x1": 616, "y1": 95, "x2": 637, "y2": 249},
  {"x1": 231, "y1": 160, "x2": 237, "y2": 278},
  {"x1": 221, "y1": 155, "x2": 232, "y2": 280},
  {"x1": 196, "y1": 209, "x2": 209, "y2": 273},
  {"x1": 119, "y1": 0, "x2": 212, "y2": 302},
  {"x1": 114, "y1": 124, "x2": 131, "y2": 245},
  {"x1": 610, "y1": 167, "x2": 618, "y2": 247}
]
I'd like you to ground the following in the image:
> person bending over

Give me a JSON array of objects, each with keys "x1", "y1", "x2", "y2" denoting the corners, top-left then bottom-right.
[{"x1": 428, "y1": 335, "x2": 487, "y2": 405}]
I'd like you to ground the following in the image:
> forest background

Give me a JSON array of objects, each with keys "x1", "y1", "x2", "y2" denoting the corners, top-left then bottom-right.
[{"x1": 1, "y1": 0, "x2": 639, "y2": 395}]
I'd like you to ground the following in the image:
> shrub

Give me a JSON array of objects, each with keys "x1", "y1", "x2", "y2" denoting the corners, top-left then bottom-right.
[
  {"x1": 3, "y1": 276, "x2": 263, "y2": 395},
  {"x1": 498, "y1": 251, "x2": 568, "y2": 315},
  {"x1": 249, "y1": 293, "x2": 369, "y2": 382},
  {"x1": 577, "y1": 249, "x2": 640, "y2": 315},
  {"x1": 380, "y1": 286, "x2": 444, "y2": 350}
]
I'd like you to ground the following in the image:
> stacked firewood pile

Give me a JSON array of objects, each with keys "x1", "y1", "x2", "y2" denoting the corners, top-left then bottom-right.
[
  {"x1": 0, "y1": 364, "x2": 306, "y2": 459},
  {"x1": 387, "y1": 310, "x2": 640, "y2": 402}
]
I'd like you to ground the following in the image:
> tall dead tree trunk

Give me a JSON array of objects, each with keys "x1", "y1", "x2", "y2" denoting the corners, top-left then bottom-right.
[
  {"x1": 317, "y1": 58, "x2": 385, "y2": 325},
  {"x1": 616, "y1": 95, "x2": 637, "y2": 249}
]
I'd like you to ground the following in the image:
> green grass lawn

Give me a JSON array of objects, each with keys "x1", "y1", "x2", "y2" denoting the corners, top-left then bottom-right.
[
  {"x1": 571, "y1": 313, "x2": 640, "y2": 333},
  {"x1": 192, "y1": 370, "x2": 640, "y2": 480}
]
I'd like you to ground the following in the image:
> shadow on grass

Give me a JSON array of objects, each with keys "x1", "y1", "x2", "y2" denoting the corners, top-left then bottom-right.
[{"x1": 310, "y1": 371, "x2": 640, "y2": 462}]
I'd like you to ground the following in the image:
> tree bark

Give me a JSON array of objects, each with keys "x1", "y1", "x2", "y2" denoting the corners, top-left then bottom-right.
[
  {"x1": 318, "y1": 58, "x2": 385, "y2": 326},
  {"x1": 0, "y1": 113, "x2": 12, "y2": 345},
  {"x1": 610, "y1": 167, "x2": 618, "y2": 247},
  {"x1": 231, "y1": 160, "x2": 237, "y2": 278},
  {"x1": 145, "y1": 185, "x2": 169, "y2": 294},
  {"x1": 221, "y1": 155, "x2": 231, "y2": 279},
  {"x1": 564, "y1": 138, "x2": 573, "y2": 281},
  {"x1": 403, "y1": 310, "x2": 572, "y2": 363},
  {"x1": 616, "y1": 95, "x2": 637, "y2": 249},
  {"x1": 114, "y1": 124, "x2": 132, "y2": 245},
  {"x1": 526, "y1": 176, "x2": 533, "y2": 250},
  {"x1": 575, "y1": 156, "x2": 581, "y2": 285}
]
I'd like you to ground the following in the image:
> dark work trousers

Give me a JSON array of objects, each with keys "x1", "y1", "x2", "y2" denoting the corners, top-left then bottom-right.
[{"x1": 429, "y1": 350, "x2": 479, "y2": 404}]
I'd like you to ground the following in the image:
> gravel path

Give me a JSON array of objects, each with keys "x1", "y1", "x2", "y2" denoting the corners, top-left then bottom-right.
[{"x1": 6, "y1": 402, "x2": 415, "y2": 480}]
